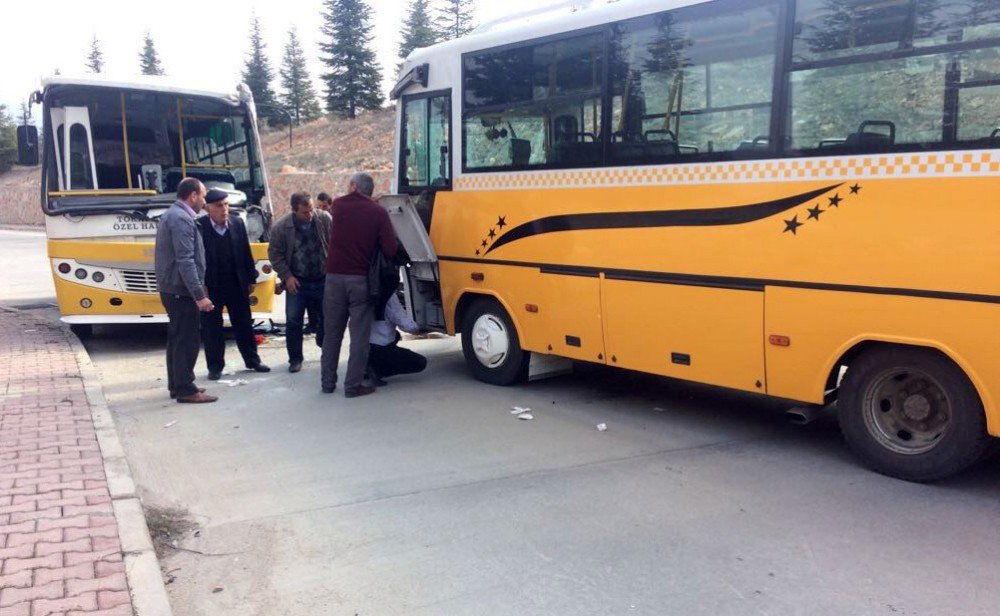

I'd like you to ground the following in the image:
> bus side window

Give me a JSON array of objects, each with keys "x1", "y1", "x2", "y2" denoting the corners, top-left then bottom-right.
[
  {"x1": 463, "y1": 32, "x2": 604, "y2": 171},
  {"x1": 607, "y1": 5, "x2": 779, "y2": 165},
  {"x1": 788, "y1": 0, "x2": 1000, "y2": 152}
]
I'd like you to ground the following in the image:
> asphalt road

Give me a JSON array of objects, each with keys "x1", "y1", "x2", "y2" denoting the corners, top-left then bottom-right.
[{"x1": 3, "y1": 228, "x2": 999, "y2": 616}]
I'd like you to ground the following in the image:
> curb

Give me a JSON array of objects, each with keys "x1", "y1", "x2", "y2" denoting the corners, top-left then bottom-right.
[{"x1": 2, "y1": 306, "x2": 174, "y2": 616}]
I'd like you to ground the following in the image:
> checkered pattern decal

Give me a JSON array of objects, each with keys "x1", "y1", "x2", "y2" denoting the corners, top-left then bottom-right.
[{"x1": 454, "y1": 151, "x2": 1000, "y2": 191}]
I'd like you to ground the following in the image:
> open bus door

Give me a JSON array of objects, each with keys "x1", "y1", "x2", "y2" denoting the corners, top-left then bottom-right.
[{"x1": 378, "y1": 194, "x2": 445, "y2": 332}]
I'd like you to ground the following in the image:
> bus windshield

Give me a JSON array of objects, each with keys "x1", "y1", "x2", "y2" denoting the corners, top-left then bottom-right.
[{"x1": 44, "y1": 86, "x2": 264, "y2": 212}]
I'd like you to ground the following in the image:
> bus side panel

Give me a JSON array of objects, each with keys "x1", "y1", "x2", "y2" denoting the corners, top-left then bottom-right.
[
  {"x1": 602, "y1": 279, "x2": 766, "y2": 393},
  {"x1": 440, "y1": 260, "x2": 606, "y2": 363},
  {"x1": 765, "y1": 286, "x2": 1000, "y2": 435}
]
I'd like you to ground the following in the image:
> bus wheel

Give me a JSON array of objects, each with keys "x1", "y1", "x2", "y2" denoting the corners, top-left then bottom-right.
[
  {"x1": 838, "y1": 347, "x2": 989, "y2": 482},
  {"x1": 69, "y1": 324, "x2": 93, "y2": 339},
  {"x1": 461, "y1": 297, "x2": 529, "y2": 386}
]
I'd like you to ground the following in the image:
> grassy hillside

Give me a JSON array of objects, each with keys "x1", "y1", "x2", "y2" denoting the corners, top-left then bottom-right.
[{"x1": 0, "y1": 108, "x2": 398, "y2": 227}]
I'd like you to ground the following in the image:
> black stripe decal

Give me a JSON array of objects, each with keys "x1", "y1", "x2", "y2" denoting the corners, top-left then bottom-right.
[
  {"x1": 485, "y1": 183, "x2": 841, "y2": 254},
  {"x1": 437, "y1": 255, "x2": 1000, "y2": 304}
]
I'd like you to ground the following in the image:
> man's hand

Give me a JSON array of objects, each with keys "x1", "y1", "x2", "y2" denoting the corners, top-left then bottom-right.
[
  {"x1": 196, "y1": 297, "x2": 214, "y2": 312},
  {"x1": 285, "y1": 275, "x2": 300, "y2": 295}
]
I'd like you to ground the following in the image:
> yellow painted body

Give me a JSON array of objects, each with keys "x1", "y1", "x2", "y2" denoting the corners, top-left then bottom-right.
[
  {"x1": 47, "y1": 239, "x2": 275, "y2": 317},
  {"x1": 432, "y1": 160, "x2": 1000, "y2": 435}
]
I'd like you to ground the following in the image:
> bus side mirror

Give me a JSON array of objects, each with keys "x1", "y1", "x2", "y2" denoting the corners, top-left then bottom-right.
[{"x1": 16, "y1": 125, "x2": 39, "y2": 166}]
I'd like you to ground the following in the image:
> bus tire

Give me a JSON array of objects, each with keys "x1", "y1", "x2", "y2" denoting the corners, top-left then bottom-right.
[
  {"x1": 837, "y1": 347, "x2": 989, "y2": 482},
  {"x1": 460, "y1": 297, "x2": 529, "y2": 386},
  {"x1": 69, "y1": 324, "x2": 93, "y2": 339}
]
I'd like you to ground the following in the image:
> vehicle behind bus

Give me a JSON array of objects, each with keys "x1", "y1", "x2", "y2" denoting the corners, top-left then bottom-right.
[
  {"x1": 21, "y1": 76, "x2": 275, "y2": 335},
  {"x1": 384, "y1": 0, "x2": 1000, "y2": 481}
]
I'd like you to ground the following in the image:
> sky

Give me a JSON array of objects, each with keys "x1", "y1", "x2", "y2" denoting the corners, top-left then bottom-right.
[{"x1": 0, "y1": 0, "x2": 599, "y2": 122}]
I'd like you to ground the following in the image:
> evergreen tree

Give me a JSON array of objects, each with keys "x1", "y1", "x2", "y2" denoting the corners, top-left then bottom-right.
[
  {"x1": 318, "y1": 0, "x2": 384, "y2": 118},
  {"x1": 280, "y1": 27, "x2": 323, "y2": 124},
  {"x1": 139, "y1": 32, "x2": 166, "y2": 75},
  {"x1": 399, "y1": 0, "x2": 438, "y2": 61},
  {"x1": 242, "y1": 15, "x2": 278, "y2": 111},
  {"x1": 436, "y1": 0, "x2": 476, "y2": 40},
  {"x1": 86, "y1": 36, "x2": 104, "y2": 73},
  {"x1": 0, "y1": 104, "x2": 16, "y2": 173}
]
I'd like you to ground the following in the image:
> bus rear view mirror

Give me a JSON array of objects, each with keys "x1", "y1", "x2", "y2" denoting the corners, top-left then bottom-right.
[{"x1": 16, "y1": 125, "x2": 39, "y2": 166}]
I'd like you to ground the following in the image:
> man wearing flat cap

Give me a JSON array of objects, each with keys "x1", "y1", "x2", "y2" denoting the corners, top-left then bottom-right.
[{"x1": 197, "y1": 188, "x2": 270, "y2": 380}]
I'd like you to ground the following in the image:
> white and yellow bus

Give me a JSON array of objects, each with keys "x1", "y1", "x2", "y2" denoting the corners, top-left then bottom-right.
[
  {"x1": 386, "y1": 0, "x2": 1000, "y2": 480},
  {"x1": 22, "y1": 75, "x2": 276, "y2": 336}
]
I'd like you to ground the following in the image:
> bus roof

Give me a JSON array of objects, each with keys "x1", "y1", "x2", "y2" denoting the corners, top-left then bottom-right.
[
  {"x1": 40, "y1": 73, "x2": 244, "y2": 104},
  {"x1": 402, "y1": 0, "x2": 705, "y2": 71}
]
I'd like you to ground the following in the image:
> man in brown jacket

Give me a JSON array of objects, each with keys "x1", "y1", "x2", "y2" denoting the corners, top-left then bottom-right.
[{"x1": 268, "y1": 192, "x2": 333, "y2": 373}]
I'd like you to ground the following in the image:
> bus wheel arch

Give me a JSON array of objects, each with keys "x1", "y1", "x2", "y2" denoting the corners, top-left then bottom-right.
[
  {"x1": 833, "y1": 341, "x2": 991, "y2": 482},
  {"x1": 457, "y1": 293, "x2": 530, "y2": 386}
]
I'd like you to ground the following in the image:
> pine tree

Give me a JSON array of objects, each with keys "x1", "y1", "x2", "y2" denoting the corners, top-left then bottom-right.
[
  {"x1": 399, "y1": 0, "x2": 438, "y2": 61},
  {"x1": 0, "y1": 104, "x2": 16, "y2": 173},
  {"x1": 436, "y1": 0, "x2": 476, "y2": 41},
  {"x1": 280, "y1": 27, "x2": 323, "y2": 124},
  {"x1": 86, "y1": 36, "x2": 104, "y2": 73},
  {"x1": 318, "y1": 0, "x2": 384, "y2": 119},
  {"x1": 139, "y1": 32, "x2": 165, "y2": 75},
  {"x1": 242, "y1": 15, "x2": 278, "y2": 111}
]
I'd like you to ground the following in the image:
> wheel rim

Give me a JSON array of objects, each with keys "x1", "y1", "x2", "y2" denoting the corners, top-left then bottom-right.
[
  {"x1": 862, "y1": 367, "x2": 951, "y2": 455},
  {"x1": 471, "y1": 313, "x2": 510, "y2": 369}
]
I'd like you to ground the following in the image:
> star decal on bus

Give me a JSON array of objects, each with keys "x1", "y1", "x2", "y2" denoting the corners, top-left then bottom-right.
[
  {"x1": 781, "y1": 183, "x2": 863, "y2": 237},
  {"x1": 783, "y1": 215, "x2": 803, "y2": 235},
  {"x1": 478, "y1": 184, "x2": 844, "y2": 255}
]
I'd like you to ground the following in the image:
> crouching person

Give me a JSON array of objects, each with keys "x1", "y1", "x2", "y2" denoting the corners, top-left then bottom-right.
[{"x1": 367, "y1": 292, "x2": 427, "y2": 385}]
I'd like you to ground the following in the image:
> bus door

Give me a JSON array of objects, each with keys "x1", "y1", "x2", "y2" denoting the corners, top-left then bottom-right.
[{"x1": 380, "y1": 194, "x2": 445, "y2": 332}]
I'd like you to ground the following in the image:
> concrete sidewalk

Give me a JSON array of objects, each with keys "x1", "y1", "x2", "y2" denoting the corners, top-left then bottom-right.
[{"x1": 0, "y1": 309, "x2": 169, "y2": 616}]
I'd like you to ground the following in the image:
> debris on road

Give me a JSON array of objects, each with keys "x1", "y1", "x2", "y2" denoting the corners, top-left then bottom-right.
[
  {"x1": 596, "y1": 423, "x2": 608, "y2": 431},
  {"x1": 212, "y1": 586, "x2": 224, "y2": 593},
  {"x1": 653, "y1": 407, "x2": 666, "y2": 412},
  {"x1": 218, "y1": 378, "x2": 249, "y2": 387},
  {"x1": 163, "y1": 420, "x2": 178, "y2": 429},
  {"x1": 517, "y1": 413, "x2": 534, "y2": 420},
  {"x1": 511, "y1": 406, "x2": 531, "y2": 414}
]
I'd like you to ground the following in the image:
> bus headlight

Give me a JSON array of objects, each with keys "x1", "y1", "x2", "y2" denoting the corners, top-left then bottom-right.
[
  {"x1": 75, "y1": 268, "x2": 88, "y2": 280},
  {"x1": 92, "y1": 271, "x2": 105, "y2": 283},
  {"x1": 58, "y1": 263, "x2": 71, "y2": 274},
  {"x1": 80, "y1": 298, "x2": 93, "y2": 308}
]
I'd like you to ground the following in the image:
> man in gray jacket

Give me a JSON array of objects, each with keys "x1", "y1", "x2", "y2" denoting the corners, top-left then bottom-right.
[
  {"x1": 268, "y1": 192, "x2": 333, "y2": 373},
  {"x1": 155, "y1": 177, "x2": 217, "y2": 403}
]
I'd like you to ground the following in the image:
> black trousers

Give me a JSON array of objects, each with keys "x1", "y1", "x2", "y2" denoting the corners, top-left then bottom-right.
[
  {"x1": 368, "y1": 342, "x2": 427, "y2": 379},
  {"x1": 160, "y1": 292, "x2": 201, "y2": 397},
  {"x1": 201, "y1": 282, "x2": 260, "y2": 373}
]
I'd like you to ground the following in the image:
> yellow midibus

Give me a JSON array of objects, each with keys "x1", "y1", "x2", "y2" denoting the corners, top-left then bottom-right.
[
  {"x1": 21, "y1": 75, "x2": 276, "y2": 336},
  {"x1": 386, "y1": 0, "x2": 1000, "y2": 481}
]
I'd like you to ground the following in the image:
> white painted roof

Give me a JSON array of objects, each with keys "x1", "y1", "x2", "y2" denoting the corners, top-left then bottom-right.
[{"x1": 40, "y1": 73, "x2": 241, "y2": 104}]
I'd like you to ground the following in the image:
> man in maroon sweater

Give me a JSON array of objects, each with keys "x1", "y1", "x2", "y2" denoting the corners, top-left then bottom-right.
[{"x1": 321, "y1": 173, "x2": 398, "y2": 397}]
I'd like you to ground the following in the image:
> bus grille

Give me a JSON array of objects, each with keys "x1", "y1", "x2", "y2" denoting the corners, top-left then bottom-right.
[{"x1": 120, "y1": 270, "x2": 158, "y2": 294}]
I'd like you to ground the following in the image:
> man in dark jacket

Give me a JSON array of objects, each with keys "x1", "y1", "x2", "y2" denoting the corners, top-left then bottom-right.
[
  {"x1": 154, "y1": 178, "x2": 216, "y2": 403},
  {"x1": 268, "y1": 192, "x2": 333, "y2": 373},
  {"x1": 320, "y1": 173, "x2": 397, "y2": 398},
  {"x1": 197, "y1": 188, "x2": 270, "y2": 380}
]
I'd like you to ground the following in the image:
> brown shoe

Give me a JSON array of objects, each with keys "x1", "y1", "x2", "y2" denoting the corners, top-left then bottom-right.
[
  {"x1": 344, "y1": 385, "x2": 376, "y2": 399},
  {"x1": 170, "y1": 387, "x2": 205, "y2": 399},
  {"x1": 176, "y1": 391, "x2": 218, "y2": 404}
]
